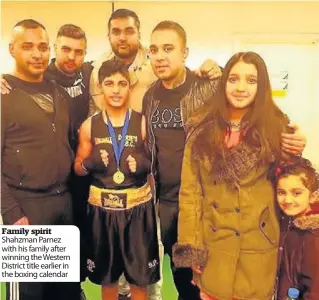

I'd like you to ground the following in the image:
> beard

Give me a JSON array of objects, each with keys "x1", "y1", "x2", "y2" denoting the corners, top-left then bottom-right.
[{"x1": 111, "y1": 43, "x2": 139, "y2": 60}]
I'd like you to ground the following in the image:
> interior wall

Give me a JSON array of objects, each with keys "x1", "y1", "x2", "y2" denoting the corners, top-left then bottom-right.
[
  {"x1": 1, "y1": 1, "x2": 319, "y2": 71},
  {"x1": 0, "y1": 1, "x2": 112, "y2": 71}
]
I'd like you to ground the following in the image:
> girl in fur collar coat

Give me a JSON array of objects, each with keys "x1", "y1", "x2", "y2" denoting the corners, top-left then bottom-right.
[
  {"x1": 173, "y1": 52, "x2": 306, "y2": 300},
  {"x1": 274, "y1": 158, "x2": 319, "y2": 300}
]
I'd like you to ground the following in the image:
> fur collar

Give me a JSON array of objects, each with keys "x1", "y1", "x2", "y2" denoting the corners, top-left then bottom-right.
[
  {"x1": 294, "y1": 213, "x2": 319, "y2": 230},
  {"x1": 211, "y1": 141, "x2": 261, "y2": 185},
  {"x1": 187, "y1": 119, "x2": 265, "y2": 187}
]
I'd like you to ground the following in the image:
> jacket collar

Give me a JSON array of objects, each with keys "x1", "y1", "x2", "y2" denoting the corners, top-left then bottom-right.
[{"x1": 293, "y1": 203, "x2": 319, "y2": 230}]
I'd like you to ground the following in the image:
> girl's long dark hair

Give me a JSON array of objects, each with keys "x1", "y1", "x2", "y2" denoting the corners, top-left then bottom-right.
[{"x1": 194, "y1": 52, "x2": 288, "y2": 163}]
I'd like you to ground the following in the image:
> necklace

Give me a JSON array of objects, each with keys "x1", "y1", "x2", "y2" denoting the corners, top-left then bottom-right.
[{"x1": 229, "y1": 121, "x2": 241, "y2": 130}]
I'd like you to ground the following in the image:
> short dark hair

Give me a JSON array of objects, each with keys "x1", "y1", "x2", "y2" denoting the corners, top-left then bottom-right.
[
  {"x1": 14, "y1": 19, "x2": 46, "y2": 30},
  {"x1": 108, "y1": 9, "x2": 140, "y2": 31},
  {"x1": 152, "y1": 21, "x2": 187, "y2": 48},
  {"x1": 56, "y1": 24, "x2": 87, "y2": 43},
  {"x1": 272, "y1": 158, "x2": 319, "y2": 193},
  {"x1": 98, "y1": 60, "x2": 130, "y2": 84}
]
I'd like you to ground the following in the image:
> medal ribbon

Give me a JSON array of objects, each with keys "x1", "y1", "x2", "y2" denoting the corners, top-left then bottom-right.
[{"x1": 106, "y1": 110, "x2": 130, "y2": 170}]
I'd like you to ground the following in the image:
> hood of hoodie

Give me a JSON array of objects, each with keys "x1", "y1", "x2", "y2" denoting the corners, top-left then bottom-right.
[
  {"x1": 45, "y1": 59, "x2": 93, "y2": 150},
  {"x1": 45, "y1": 59, "x2": 85, "y2": 89}
]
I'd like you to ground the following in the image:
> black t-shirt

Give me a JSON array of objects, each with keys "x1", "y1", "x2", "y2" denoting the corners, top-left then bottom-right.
[
  {"x1": 152, "y1": 69, "x2": 192, "y2": 202},
  {"x1": 5, "y1": 75, "x2": 54, "y2": 120}
]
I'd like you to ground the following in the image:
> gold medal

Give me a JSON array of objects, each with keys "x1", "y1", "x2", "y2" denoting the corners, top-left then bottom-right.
[{"x1": 113, "y1": 170, "x2": 125, "y2": 184}]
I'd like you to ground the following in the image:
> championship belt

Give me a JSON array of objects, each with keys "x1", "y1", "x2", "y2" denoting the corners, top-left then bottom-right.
[{"x1": 105, "y1": 110, "x2": 130, "y2": 185}]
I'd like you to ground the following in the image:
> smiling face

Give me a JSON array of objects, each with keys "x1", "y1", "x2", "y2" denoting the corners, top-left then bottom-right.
[
  {"x1": 277, "y1": 174, "x2": 314, "y2": 217},
  {"x1": 100, "y1": 72, "x2": 130, "y2": 109},
  {"x1": 225, "y1": 61, "x2": 258, "y2": 112},
  {"x1": 149, "y1": 29, "x2": 187, "y2": 82},
  {"x1": 10, "y1": 26, "x2": 50, "y2": 81}
]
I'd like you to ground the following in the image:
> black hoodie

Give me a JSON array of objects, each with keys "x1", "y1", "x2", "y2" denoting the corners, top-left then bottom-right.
[
  {"x1": 45, "y1": 59, "x2": 93, "y2": 151},
  {"x1": 45, "y1": 61, "x2": 95, "y2": 217}
]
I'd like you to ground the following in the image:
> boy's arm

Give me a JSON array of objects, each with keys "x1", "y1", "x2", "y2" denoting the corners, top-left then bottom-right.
[{"x1": 74, "y1": 118, "x2": 93, "y2": 176}]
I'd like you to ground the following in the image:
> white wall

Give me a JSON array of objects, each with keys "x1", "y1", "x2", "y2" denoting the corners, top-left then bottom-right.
[{"x1": 1, "y1": 1, "x2": 319, "y2": 70}]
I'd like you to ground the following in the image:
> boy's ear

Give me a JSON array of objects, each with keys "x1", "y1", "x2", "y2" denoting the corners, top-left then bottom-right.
[{"x1": 310, "y1": 190, "x2": 319, "y2": 204}]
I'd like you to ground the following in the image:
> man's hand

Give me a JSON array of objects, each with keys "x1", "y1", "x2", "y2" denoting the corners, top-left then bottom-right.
[
  {"x1": 282, "y1": 123, "x2": 306, "y2": 155},
  {"x1": 194, "y1": 59, "x2": 222, "y2": 80},
  {"x1": 126, "y1": 155, "x2": 137, "y2": 173},
  {"x1": 14, "y1": 216, "x2": 29, "y2": 225},
  {"x1": 190, "y1": 265, "x2": 203, "y2": 290},
  {"x1": 1, "y1": 77, "x2": 12, "y2": 94},
  {"x1": 191, "y1": 265, "x2": 203, "y2": 274}
]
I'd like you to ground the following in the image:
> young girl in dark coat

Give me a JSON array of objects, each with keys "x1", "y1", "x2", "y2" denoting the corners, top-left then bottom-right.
[{"x1": 273, "y1": 158, "x2": 319, "y2": 300}]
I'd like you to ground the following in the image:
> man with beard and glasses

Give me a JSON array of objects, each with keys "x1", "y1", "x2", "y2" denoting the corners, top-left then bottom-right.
[{"x1": 90, "y1": 9, "x2": 222, "y2": 300}]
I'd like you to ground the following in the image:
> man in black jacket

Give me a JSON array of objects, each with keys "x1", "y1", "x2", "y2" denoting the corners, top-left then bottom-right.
[
  {"x1": 143, "y1": 21, "x2": 219, "y2": 300},
  {"x1": 1, "y1": 24, "x2": 94, "y2": 139},
  {"x1": 1, "y1": 19, "x2": 78, "y2": 300},
  {"x1": 1, "y1": 24, "x2": 93, "y2": 299}
]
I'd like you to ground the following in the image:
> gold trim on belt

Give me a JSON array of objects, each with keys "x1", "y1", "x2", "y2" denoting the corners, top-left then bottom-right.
[{"x1": 88, "y1": 182, "x2": 152, "y2": 210}]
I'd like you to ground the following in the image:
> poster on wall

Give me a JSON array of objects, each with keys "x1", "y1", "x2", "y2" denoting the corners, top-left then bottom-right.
[{"x1": 271, "y1": 70, "x2": 288, "y2": 98}]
